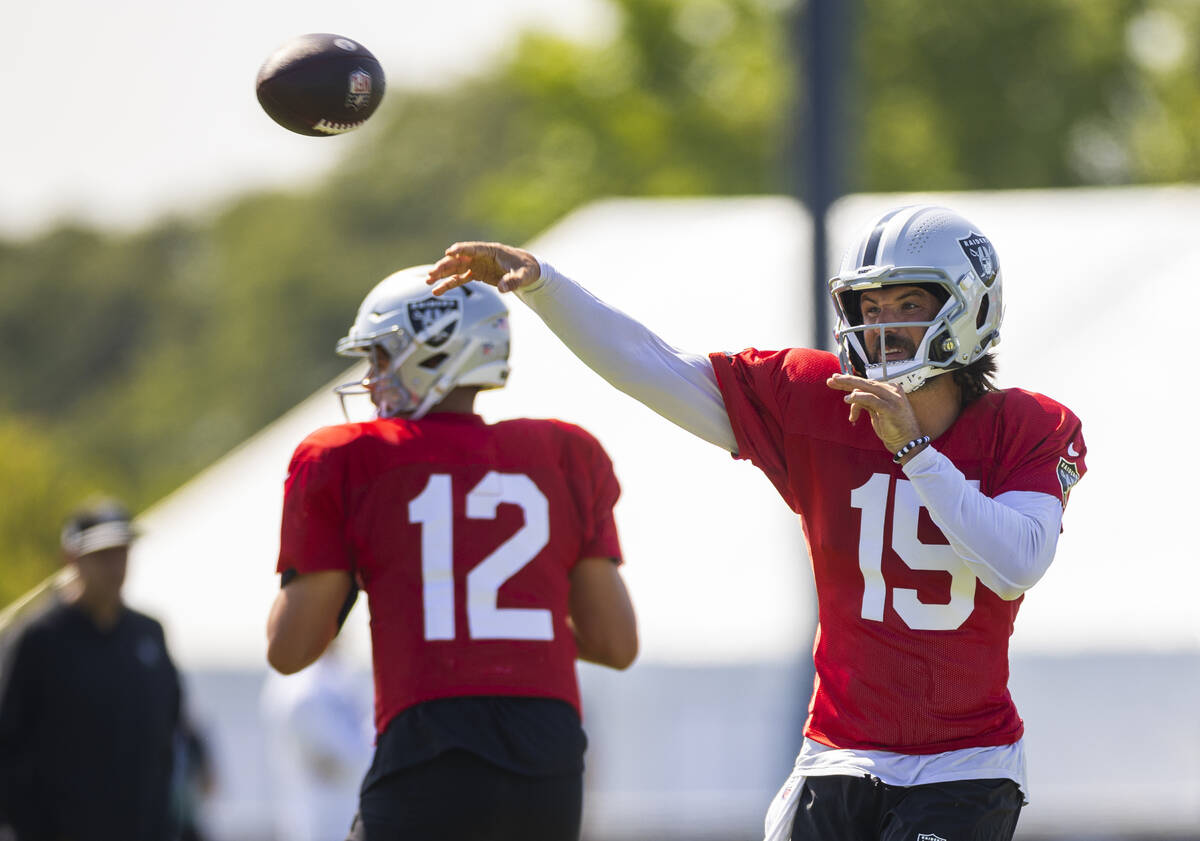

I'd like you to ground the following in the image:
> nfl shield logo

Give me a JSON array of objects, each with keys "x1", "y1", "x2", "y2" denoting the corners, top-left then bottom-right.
[
  {"x1": 346, "y1": 69, "x2": 373, "y2": 111},
  {"x1": 957, "y1": 231, "x2": 999, "y2": 286},
  {"x1": 408, "y1": 297, "x2": 460, "y2": 347},
  {"x1": 917, "y1": 835, "x2": 947, "y2": 841}
]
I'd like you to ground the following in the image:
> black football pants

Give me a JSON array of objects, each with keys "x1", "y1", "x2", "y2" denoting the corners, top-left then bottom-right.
[
  {"x1": 346, "y1": 749, "x2": 582, "y2": 841},
  {"x1": 790, "y1": 774, "x2": 1023, "y2": 841}
]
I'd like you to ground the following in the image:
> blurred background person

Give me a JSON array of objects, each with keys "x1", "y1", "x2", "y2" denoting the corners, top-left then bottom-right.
[
  {"x1": 260, "y1": 639, "x2": 373, "y2": 841},
  {"x1": 0, "y1": 498, "x2": 181, "y2": 841},
  {"x1": 171, "y1": 713, "x2": 217, "y2": 841}
]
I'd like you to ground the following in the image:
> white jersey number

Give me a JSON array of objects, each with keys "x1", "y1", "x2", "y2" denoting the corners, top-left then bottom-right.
[
  {"x1": 408, "y1": 471, "x2": 553, "y2": 642},
  {"x1": 850, "y1": 473, "x2": 978, "y2": 631}
]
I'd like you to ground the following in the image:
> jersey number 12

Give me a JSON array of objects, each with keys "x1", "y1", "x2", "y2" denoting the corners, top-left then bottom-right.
[{"x1": 409, "y1": 471, "x2": 554, "y2": 642}]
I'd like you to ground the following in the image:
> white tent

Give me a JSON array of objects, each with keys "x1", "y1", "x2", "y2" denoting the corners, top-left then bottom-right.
[{"x1": 125, "y1": 187, "x2": 1199, "y2": 839}]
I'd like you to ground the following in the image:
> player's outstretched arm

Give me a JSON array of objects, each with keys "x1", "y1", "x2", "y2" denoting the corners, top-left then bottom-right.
[
  {"x1": 568, "y1": 558, "x2": 638, "y2": 670},
  {"x1": 267, "y1": 570, "x2": 355, "y2": 674},
  {"x1": 427, "y1": 243, "x2": 737, "y2": 452}
]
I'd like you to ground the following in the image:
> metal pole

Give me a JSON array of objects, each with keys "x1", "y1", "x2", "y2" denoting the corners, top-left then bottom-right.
[
  {"x1": 800, "y1": 0, "x2": 850, "y2": 350},
  {"x1": 784, "y1": 0, "x2": 854, "y2": 783}
]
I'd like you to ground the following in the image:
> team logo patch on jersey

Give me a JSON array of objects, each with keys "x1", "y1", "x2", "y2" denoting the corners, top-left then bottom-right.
[
  {"x1": 408, "y1": 297, "x2": 460, "y2": 347},
  {"x1": 958, "y1": 231, "x2": 999, "y2": 285},
  {"x1": 1057, "y1": 457, "x2": 1081, "y2": 500},
  {"x1": 917, "y1": 834, "x2": 947, "y2": 841}
]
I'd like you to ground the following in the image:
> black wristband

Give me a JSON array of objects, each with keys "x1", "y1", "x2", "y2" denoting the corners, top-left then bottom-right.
[{"x1": 893, "y1": 435, "x2": 931, "y2": 464}]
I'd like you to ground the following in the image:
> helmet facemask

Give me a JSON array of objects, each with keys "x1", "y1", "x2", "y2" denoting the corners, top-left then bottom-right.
[
  {"x1": 334, "y1": 330, "x2": 419, "y2": 420},
  {"x1": 832, "y1": 268, "x2": 965, "y2": 393}
]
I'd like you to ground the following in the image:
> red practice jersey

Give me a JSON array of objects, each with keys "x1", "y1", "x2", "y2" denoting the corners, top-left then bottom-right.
[
  {"x1": 277, "y1": 412, "x2": 623, "y2": 734},
  {"x1": 710, "y1": 348, "x2": 1086, "y2": 754}
]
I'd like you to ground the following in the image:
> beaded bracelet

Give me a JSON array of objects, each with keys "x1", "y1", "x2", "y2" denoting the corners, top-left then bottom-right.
[{"x1": 892, "y1": 435, "x2": 931, "y2": 464}]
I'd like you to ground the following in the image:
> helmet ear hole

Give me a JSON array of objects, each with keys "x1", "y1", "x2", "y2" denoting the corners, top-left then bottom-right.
[
  {"x1": 976, "y1": 297, "x2": 990, "y2": 329},
  {"x1": 929, "y1": 328, "x2": 953, "y2": 363},
  {"x1": 418, "y1": 352, "x2": 448, "y2": 371}
]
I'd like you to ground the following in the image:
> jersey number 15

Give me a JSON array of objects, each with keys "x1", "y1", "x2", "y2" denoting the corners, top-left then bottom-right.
[{"x1": 851, "y1": 473, "x2": 979, "y2": 632}]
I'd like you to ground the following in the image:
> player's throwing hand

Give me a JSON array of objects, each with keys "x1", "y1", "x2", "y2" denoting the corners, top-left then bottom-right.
[
  {"x1": 825, "y1": 372, "x2": 923, "y2": 454},
  {"x1": 427, "y1": 242, "x2": 541, "y2": 295}
]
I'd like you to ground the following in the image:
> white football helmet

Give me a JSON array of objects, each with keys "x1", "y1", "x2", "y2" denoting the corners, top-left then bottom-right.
[
  {"x1": 829, "y1": 204, "x2": 1003, "y2": 392},
  {"x1": 334, "y1": 265, "x2": 510, "y2": 419}
]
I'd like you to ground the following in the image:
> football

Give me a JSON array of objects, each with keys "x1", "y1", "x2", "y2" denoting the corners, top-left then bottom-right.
[{"x1": 255, "y1": 33, "x2": 386, "y2": 136}]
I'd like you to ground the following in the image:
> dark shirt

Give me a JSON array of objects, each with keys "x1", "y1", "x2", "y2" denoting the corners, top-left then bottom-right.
[
  {"x1": 362, "y1": 696, "x2": 586, "y2": 794},
  {"x1": 0, "y1": 602, "x2": 180, "y2": 841}
]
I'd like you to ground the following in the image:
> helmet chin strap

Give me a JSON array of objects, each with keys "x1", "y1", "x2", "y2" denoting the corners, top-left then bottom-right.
[
  {"x1": 388, "y1": 310, "x2": 477, "y2": 420},
  {"x1": 863, "y1": 363, "x2": 931, "y2": 393},
  {"x1": 372, "y1": 341, "x2": 420, "y2": 418},
  {"x1": 408, "y1": 337, "x2": 483, "y2": 420}
]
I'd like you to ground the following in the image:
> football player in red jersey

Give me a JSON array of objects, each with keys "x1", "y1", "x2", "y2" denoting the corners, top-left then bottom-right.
[
  {"x1": 426, "y1": 205, "x2": 1086, "y2": 841},
  {"x1": 266, "y1": 266, "x2": 638, "y2": 841}
]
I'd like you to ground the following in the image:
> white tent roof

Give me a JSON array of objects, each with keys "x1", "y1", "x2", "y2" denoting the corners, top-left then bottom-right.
[{"x1": 125, "y1": 187, "x2": 1200, "y2": 671}]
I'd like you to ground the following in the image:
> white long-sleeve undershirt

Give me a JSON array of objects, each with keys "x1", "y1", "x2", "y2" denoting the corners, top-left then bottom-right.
[
  {"x1": 900, "y1": 446, "x2": 1061, "y2": 599},
  {"x1": 518, "y1": 261, "x2": 737, "y2": 450},
  {"x1": 518, "y1": 261, "x2": 1061, "y2": 598}
]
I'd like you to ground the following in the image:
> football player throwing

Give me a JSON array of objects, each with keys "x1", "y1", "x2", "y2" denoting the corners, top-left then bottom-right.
[{"x1": 426, "y1": 205, "x2": 1086, "y2": 841}]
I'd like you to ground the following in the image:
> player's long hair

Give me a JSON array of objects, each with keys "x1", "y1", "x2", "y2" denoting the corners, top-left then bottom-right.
[{"x1": 953, "y1": 353, "x2": 998, "y2": 406}]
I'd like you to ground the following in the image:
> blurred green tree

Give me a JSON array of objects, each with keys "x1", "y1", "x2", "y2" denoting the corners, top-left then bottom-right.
[
  {"x1": 0, "y1": 417, "x2": 106, "y2": 606},
  {"x1": 2, "y1": 0, "x2": 1199, "y2": 597}
]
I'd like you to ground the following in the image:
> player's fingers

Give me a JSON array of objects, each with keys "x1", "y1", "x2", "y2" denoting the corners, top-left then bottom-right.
[
  {"x1": 843, "y1": 390, "x2": 891, "y2": 414},
  {"x1": 826, "y1": 373, "x2": 863, "y2": 391},
  {"x1": 827, "y1": 373, "x2": 895, "y2": 396},
  {"x1": 445, "y1": 242, "x2": 512, "y2": 275},
  {"x1": 426, "y1": 253, "x2": 469, "y2": 283},
  {"x1": 827, "y1": 374, "x2": 878, "y2": 395},
  {"x1": 429, "y1": 271, "x2": 473, "y2": 297},
  {"x1": 442, "y1": 241, "x2": 493, "y2": 258}
]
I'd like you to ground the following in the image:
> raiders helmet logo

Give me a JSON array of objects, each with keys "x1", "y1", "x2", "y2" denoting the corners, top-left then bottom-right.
[
  {"x1": 957, "y1": 232, "x2": 999, "y2": 286},
  {"x1": 408, "y1": 297, "x2": 460, "y2": 348}
]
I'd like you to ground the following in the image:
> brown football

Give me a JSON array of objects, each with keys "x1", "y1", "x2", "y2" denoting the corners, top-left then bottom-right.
[{"x1": 255, "y1": 33, "x2": 386, "y2": 136}]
